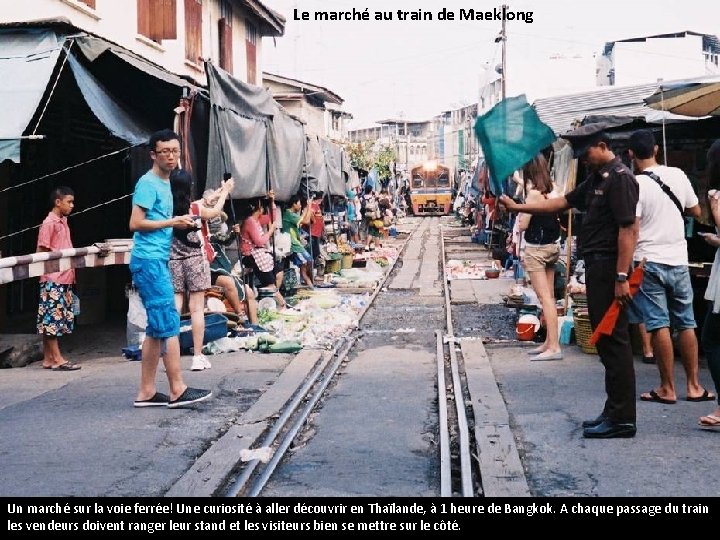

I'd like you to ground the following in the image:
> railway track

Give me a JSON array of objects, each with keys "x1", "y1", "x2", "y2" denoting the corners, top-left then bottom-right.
[{"x1": 216, "y1": 216, "x2": 525, "y2": 497}]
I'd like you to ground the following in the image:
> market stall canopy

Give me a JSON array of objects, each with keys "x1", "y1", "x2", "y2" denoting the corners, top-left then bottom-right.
[
  {"x1": 73, "y1": 36, "x2": 194, "y2": 90},
  {"x1": 71, "y1": 33, "x2": 210, "y2": 183},
  {"x1": 534, "y1": 80, "x2": 705, "y2": 135},
  {"x1": 0, "y1": 28, "x2": 62, "y2": 163},
  {"x1": 304, "y1": 134, "x2": 329, "y2": 194},
  {"x1": 322, "y1": 137, "x2": 345, "y2": 196},
  {"x1": 644, "y1": 76, "x2": 720, "y2": 117},
  {"x1": 0, "y1": 24, "x2": 199, "y2": 164},
  {"x1": 299, "y1": 134, "x2": 348, "y2": 197},
  {"x1": 206, "y1": 62, "x2": 305, "y2": 201},
  {"x1": 66, "y1": 54, "x2": 152, "y2": 145}
]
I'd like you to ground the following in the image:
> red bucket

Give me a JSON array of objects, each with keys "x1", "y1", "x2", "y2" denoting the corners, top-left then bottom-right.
[{"x1": 516, "y1": 322, "x2": 536, "y2": 341}]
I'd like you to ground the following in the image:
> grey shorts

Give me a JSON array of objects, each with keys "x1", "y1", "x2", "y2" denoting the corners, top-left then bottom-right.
[{"x1": 169, "y1": 254, "x2": 211, "y2": 293}]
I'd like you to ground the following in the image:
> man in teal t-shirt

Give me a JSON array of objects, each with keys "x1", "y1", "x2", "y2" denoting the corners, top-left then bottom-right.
[{"x1": 129, "y1": 129, "x2": 212, "y2": 409}]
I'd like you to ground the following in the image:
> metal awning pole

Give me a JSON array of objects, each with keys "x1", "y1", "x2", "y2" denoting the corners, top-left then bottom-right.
[{"x1": 659, "y1": 80, "x2": 668, "y2": 166}]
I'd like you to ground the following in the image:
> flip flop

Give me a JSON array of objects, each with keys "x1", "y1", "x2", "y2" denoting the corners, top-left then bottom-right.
[
  {"x1": 698, "y1": 414, "x2": 720, "y2": 431},
  {"x1": 51, "y1": 362, "x2": 81, "y2": 371},
  {"x1": 686, "y1": 389, "x2": 717, "y2": 402},
  {"x1": 640, "y1": 389, "x2": 676, "y2": 405}
]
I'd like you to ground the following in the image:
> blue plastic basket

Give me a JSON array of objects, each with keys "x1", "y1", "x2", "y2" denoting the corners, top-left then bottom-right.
[{"x1": 179, "y1": 313, "x2": 229, "y2": 353}]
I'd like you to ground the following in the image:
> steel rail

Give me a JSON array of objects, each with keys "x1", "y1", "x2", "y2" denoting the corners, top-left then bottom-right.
[
  {"x1": 246, "y1": 336, "x2": 357, "y2": 497},
  {"x1": 229, "y1": 219, "x2": 422, "y2": 497},
  {"x1": 223, "y1": 348, "x2": 335, "y2": 497},
  {"x1": 439, "y1": 223, "x2": 474, "y2": 496},
  {"x1": 436, "y1": 330, "x2": 453, "y2": 497}
]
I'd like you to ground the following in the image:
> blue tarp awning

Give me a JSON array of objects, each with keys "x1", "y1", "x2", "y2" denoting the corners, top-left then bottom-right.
[
  {"x1": 0, "y1": 28, "x2": 159, "y2": 164},
  {"x1": 0, "y1": 28, "x2": 62, "y2": 163}
]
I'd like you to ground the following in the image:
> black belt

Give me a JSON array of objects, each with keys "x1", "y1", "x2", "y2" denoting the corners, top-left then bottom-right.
[{"x1": 583, "y1": 252, "x2": 617, "y2": 263}]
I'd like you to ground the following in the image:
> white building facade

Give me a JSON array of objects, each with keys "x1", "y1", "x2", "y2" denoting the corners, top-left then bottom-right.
[
  {"x1": 597, "y1": 31, "x2": 720, "y2": 87},
  {"x1": 0, "y1": 0, "x2": 284, "y2": 85},
  {"x1": 348, "y1": 120, "x2": 431, "y2": 174}
]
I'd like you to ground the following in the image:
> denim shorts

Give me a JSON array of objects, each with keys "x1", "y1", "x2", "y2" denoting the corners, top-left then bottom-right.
[
  {"x1": 129, "y1": 258, "x2": 180, "y2": 339},
  {"x1": 628, "y1": 261, "x2": 696, "y2": 332},
  {"x1": 292, "y1": 249, "x2": 312, "y2": 267}
]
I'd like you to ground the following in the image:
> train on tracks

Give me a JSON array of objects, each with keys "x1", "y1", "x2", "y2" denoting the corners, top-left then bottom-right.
[{"x1": 408, "y1": 161, "x2": 452, "y2": 216}]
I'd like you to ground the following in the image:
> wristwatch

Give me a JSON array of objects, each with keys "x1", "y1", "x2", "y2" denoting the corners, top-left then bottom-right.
[{"x1": 615, "y1": 272, "x2": 628, "y2": 283}]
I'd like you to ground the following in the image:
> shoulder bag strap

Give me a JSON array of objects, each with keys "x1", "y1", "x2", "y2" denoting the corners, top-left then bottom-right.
[{"x1": 638, "y1": 171, "x2": 684, "y2": 217}]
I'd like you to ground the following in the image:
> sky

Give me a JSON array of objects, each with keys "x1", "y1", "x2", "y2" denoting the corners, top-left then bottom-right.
[{"x1": 262, "y1": 0, "x2": 719, "y2": 129}]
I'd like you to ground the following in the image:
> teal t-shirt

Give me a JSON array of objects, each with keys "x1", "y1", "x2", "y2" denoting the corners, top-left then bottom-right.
[{"x1": 131, "y1": 171, "x2": 173, "y2": 260}]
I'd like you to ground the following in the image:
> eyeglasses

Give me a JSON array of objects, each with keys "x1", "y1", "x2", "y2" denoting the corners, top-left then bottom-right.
[{"x1": 153, "y1": 148, "x2": 181, "y2": 156}]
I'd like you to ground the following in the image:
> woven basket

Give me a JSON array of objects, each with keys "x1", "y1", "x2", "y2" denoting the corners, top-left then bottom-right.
[
  {"x1": 571, "y1": 294, "x2": 588, "y2": 310},
  {"x1": 574, "y1": 312, "x2": 597, "y2": 355},
  {"x1": 325, "y1": 258, "x2": 342, "y2": 274}
]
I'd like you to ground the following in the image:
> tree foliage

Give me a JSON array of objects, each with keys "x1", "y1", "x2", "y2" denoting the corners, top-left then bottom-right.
[
  {"x1": 374, "y1": 146, "x2": 396, "y2": 181},
  {"x1": 343, "y1": 142, "x2": 396, "y2": 181},
  {"x1": 345, "y1": 141, "x2": 374, "y2": 170}
]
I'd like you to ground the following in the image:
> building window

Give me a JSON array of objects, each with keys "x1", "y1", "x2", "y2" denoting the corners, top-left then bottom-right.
[
  {"x1": 218, "y1": 1, "x2": 233, "y2": 73},
  {"x1": 138, "y1": 0, "x2": 178, "y2": 43},
  {"x1": 183, "y1": 0, "x2": 202, "y2": 64},
  {"x1": 246, "y1": 21, "x2": 257, "y2": 84},
  {"x1": 79, "y1": 0, "x2": 96, "y2": 7}
]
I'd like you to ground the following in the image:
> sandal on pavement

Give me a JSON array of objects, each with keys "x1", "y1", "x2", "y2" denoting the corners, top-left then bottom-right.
[
  {"x1": 134, "y1": 392, "x2": 169, "y2": 408},
  {"x1": 698, "y1": 414, "x2": 720, "y2": 431},
  {"x1": 51, "y1": 362, "x2": 81, "y2": 371},
  {"x1": 686, "y1": 389, "x2": 717, "y2": 402},
  {"x1": 640, "y1": 389, "x2": 676, "y2": 405}
]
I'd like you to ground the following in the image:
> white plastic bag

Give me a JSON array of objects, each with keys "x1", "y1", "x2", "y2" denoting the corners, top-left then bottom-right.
[
  {"x1": 365, "y1": 258, "x2": 383, "y2": 274},
  {"x1": 126, "y1": 286, "x2": 147, "y2": 347},
  {"x1": 127, "y1": 287, "x2": 147, "y2": 328},
  {"x1": 273, "y1": 230, "x2": 292, "y2": 259}
]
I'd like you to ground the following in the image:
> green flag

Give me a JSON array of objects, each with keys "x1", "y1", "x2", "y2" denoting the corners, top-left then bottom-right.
[{"x1": 474, "y1": 94, "x2": 556, "y2": 194}]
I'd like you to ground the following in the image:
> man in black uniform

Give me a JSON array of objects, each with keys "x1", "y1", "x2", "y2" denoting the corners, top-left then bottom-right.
[{"x1": 500, "y1": 123, "x2": 640, "y2": 438}]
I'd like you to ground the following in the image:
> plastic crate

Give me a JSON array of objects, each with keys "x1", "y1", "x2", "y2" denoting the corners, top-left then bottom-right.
[{"x1": 179, "y1": 313, "x2": 228, "y2": 353}]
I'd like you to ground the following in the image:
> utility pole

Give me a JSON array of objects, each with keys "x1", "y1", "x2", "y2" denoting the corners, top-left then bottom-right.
[{"x1": 500, "y1": 4, "x2": 507, "y2": 100}]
